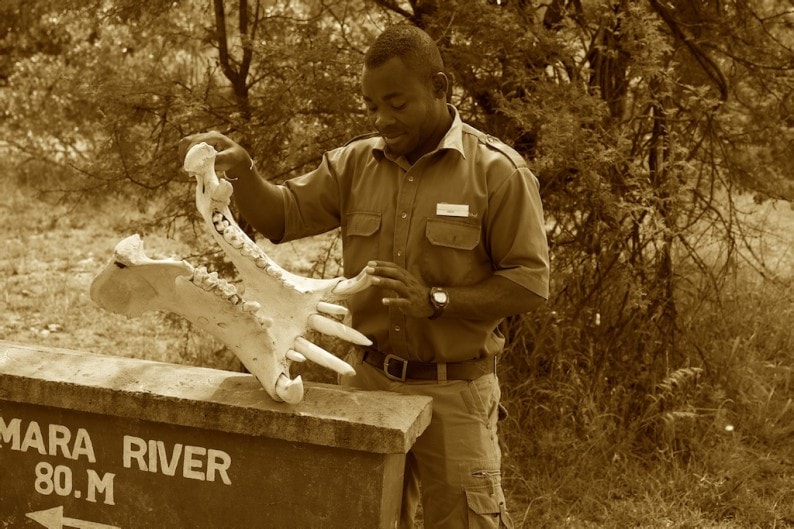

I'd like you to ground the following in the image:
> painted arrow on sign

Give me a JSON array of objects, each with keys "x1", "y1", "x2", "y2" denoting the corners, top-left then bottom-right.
[{"x1": 26, "y1": 506, "x2": 120, "y2": 529}]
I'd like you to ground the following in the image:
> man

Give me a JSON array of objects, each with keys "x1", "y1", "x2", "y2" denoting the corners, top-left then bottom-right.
[{"x1": 181, "y1": 24, "x2": 548, "y2": 529}]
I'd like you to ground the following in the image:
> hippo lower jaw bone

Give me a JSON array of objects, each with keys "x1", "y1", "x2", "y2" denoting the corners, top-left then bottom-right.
[{"x1": 90, "y1": 143, "x2": 373, "y2": 404}]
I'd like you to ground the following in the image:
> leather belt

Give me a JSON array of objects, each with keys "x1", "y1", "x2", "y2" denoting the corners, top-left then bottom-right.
[{"x1": 362, "y1": 348, "x2": 496, "y2": 382}]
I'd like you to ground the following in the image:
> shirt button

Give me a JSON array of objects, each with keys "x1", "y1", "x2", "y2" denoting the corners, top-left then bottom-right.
[
  {"x1": 400, "y1": 212, "x2": 408, "y2": 219},
  {"x1": 408, "y1": 176, "x2": 414, "y2": 182},
  {"x1": 394, "y1": 326, "x2": 401, "y2": 332},
  {"x1": 396, "y1": 250, "x2": 402, "y2": 257}
]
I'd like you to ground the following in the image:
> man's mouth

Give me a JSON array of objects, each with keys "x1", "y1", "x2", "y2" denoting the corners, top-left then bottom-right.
[
  {"x1": 381, "y1": 130, "x2": 405, "y2": 141},
  {"x1": 381, "y1": 132, "x2": 407, "y2": 149}
]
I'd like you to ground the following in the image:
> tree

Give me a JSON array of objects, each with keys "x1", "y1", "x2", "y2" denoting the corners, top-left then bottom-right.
[{"x1": 3, "y1": 0, "x2": 792, "y2": 448}]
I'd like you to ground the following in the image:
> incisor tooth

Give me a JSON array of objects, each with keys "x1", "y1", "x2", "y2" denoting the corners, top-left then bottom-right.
[
  {"x1": 242, "y1": 301, "x2": 261, "y2": 313},
  {"x1": 286, "y1": 350, "x2": 306, "y2": 363},
  {"x1": 316, "y1": 302, "x2": 349, "y2": 317}
]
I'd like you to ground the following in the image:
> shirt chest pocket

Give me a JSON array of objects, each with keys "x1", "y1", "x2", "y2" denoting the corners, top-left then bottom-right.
[
  {"x1": 343, "y1": 211, "x2": 381, "y2": 275},
  {"x1": 423, "y1": 217, "x2": 487, "y2": 285},
  {"x1": 426, "y1": 217, "x2": 481, "y2": 250}
]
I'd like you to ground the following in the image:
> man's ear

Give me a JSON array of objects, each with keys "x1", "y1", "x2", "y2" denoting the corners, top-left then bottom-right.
[{"x1": 431, "y1": 72, "x2": 449, "y2": 99}]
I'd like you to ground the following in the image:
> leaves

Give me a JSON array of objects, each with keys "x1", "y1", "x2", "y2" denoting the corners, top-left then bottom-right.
[{"x1": 3, "y1": 0, "x2": 792, "y2": 429}]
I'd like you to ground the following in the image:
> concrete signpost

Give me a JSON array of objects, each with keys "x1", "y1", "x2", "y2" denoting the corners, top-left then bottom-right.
[{"x1": 0, "y1": 340, "x2": 432, "y2": 528}]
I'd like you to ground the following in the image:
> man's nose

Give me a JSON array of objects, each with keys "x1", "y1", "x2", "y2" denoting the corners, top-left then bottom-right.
[{"x1": 373, "y1": 109, "x2": 396, "y2": 129}]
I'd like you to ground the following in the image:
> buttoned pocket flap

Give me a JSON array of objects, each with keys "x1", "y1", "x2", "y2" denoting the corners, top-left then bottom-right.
[
  {"x1": 346, "y1": 212, "x2": 381, "y2": 237},
  {"x1": 465, "y1": 488, "x2": 500, "y2": 515},
  {"x1": 426, "y1": 218, "x2": 480, "y2": 250}
]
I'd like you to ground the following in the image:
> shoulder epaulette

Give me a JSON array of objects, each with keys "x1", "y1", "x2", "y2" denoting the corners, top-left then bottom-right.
[{"x1": 465, "y1": 126, "x2": 527, "y2": 169}]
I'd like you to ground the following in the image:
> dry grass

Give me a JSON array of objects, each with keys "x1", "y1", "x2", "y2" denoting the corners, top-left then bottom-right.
[{"x1": 2, "y1": 179, "x2": 792, "y2": 528}]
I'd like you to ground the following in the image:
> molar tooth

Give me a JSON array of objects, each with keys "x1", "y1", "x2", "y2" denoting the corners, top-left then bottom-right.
[
  {"x1": 212, "y1": 212, "x2": 223, "y2": 223},
  {"x1": 217, "y1": 280, "x2": 237, "y2": 298},
  {"x1": 223, "y1": 226, "x2": 245, "y2": 249},
  {"x1": 196, "y1": 271, "x2": 219, "y2": 291},
  {"x1": 241, "y1": 243, "x2": 258, "y2": 258},
  {"x1": 192, "y1": 266, "x2": 207, "y2": 282},
  {"x1": 255, "y1": 257, "x2": 268, "y2": 269},
  {"x1": 192, "y1": 266, "x2": 214, "y2": 289}
]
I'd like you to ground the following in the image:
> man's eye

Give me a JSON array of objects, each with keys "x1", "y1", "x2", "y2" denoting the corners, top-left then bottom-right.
[{"x1": 392, "y1": 102, "x2": 407, "y2": 110}]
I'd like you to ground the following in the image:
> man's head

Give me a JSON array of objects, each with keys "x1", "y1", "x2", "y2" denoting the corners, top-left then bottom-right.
[
  {"x1": 364, "y1": 24, "x2": 445, "y2": 80},
  {"x1": 361, "y1": 25, "x2": 451, "y2": 163}
]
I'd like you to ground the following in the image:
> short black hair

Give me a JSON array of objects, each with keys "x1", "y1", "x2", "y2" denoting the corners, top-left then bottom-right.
[{"x1": 364, "y1": 25, "x2": 444, "y2": 80}]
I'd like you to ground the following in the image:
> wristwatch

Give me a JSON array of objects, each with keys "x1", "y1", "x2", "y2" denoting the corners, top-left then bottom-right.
[{"x1": 428, "y1": 287, "x2": 449, "y2": 320}]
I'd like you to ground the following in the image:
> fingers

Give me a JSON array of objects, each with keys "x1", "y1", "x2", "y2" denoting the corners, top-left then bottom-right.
[
  {"x1": 365, "y1": 261, "x2": 407, "y2": 294},
  {"x1": 178, "y1": 131, "x2": 226, "y2": 161},
  {"x1": 365, "y1": 260, "x2": 432, "y2": 317},
  {"x1": 178, "y1": 132, "x2": 248, "y2": 172}
]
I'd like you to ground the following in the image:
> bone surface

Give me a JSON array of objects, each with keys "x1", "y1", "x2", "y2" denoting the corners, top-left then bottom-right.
[{"x1": 90, "y1": 143, "x2": 373, "y2": 404}]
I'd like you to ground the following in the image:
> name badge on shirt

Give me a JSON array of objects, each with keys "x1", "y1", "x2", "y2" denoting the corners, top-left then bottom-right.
[{"x1": 436, "y1": 203, "x2": 470, "y2": 217}]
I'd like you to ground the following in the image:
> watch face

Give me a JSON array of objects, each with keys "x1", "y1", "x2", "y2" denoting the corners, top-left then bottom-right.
[{"x1": 432, "y1": 290, "x2": 448, "y2": 304}]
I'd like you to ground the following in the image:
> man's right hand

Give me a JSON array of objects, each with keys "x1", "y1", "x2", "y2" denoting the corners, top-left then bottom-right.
[{"x1": 178, "y1": 131, "x2": 253, "y2": 174}]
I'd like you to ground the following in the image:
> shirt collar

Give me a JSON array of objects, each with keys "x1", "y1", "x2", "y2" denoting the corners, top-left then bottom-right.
[{"x1": 373, "y1": 104, "x2": 466, "y2": 161}]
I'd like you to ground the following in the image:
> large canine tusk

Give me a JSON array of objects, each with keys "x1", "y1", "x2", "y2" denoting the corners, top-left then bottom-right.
[
  {"x1": 308, "y1": 314, "x2": 371, "y2": 346},
  {"x1": 275, "y1": 374, "x2": 304, "y2": 404},
  {"x1": 331, "y1": 268, "x2": 374, "y2": 297},
  {"x1": 293, "y1": 337, "x2": 356, "y2": 377}
]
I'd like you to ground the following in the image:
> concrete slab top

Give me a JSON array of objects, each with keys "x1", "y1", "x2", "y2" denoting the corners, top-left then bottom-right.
[{"x1": 0, "y1": 340, "x2": 432, "y2": 454}]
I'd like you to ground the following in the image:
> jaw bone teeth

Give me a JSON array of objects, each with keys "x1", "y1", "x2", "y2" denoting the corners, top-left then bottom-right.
[
  {"x1": 256, "y1": 314, "x2": 273, "y2": 328},
  {"x1": 217, "y1": 279, "x2": 237, "y2": 298},
  {"x1": 316, "y1": 301, "x2": 349, "y2": 317},
  {"x1": 275, "y1": 374, "x2": 304, "y2": 404},
  {"x1": 223, "y1": 226, "x2": 245, "y2": 249},
  {"x1": 242, "y1": 300, "x2": 261, "y2": 313},
  {"x1": 192, "y1": 267, "x2": 212, "y2": 289},
  {"x1": 308, "y1": 314, "x2": 371, "y2": 346},
  {"x1": 293, "y1": 336, "x2": 355, "y2": 377},
  {"x1": 241, "y1": 243, "x2": 259, "y2": 258},
  {"x1": 286, "y1": 350, "x2": 306, "y2": 363}
]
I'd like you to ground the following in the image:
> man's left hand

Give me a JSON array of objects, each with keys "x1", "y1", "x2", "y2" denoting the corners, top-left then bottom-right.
[{"x1": 364, "y1": 261, "x2": 434, "y2": 318}]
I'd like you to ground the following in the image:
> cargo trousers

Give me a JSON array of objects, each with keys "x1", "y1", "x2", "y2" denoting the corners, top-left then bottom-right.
[{"x1": 340, "y1": 350, "x2": 514, "y2": 529}]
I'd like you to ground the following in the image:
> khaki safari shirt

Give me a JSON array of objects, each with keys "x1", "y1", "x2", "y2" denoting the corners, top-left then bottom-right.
[{"x1": 275, "y1": 106, "x2": 549, "y2": 363}]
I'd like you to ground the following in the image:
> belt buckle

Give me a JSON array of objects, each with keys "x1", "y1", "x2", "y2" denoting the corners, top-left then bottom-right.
[{"x1": 383, "y1": 354, "x2": 408, "y2": 382}]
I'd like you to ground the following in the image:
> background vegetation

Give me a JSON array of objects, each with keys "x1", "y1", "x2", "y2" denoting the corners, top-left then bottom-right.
[{"x1": 2, "y1": 0, "x2": 792, "y2": 527}]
